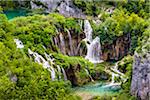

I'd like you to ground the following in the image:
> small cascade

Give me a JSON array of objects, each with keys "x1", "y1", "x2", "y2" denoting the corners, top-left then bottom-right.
[
  {"x1": 57, "y1": 65, "x2": 61, "y2": 79},
  {"x1": 59, "y1": 33, "x2": 66, "y2": 54},
  {"x1": 104, "y1": 62, "x2": 127, "y2": 87},
  {"x1": 83, "y1": 20, "x2": 103, "y2": 63},
  {"x1": 66, "y1": 29, "x2": 74, "y2": 56},
  {"x1": 61, "y1": 67, "x2": 67, "y2": 81},
  {"x1": 14, "y1": 39, "x2": 24, "y2": 49},
  {"x1": 50, "y1": 67, "x2": 56, "y2": 81},
  {"x1": 84, "y1": 68, "x2": 94, "y2": 82},
  {"x1": 110, "y1": 62, "x2": 127, "y2": 83},
  {"x1": 54, "y1": 37, "x2": 59, "y2": 48},
  {"x1": 44, "y1": 53, "x2": 55, "y2": 65},
  {"x1": 28, "y1": 49, "x2": 56, "y2": 80}
]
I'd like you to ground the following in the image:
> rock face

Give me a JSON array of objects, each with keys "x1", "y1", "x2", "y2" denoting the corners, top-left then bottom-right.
[
  {"x1": 53, "y1": 31, "x2": 85, "y2": 56},
  {"x1": 101, "y1": 33, "x2": 131, "y2": 61},
  {"x1": 131, "y1": 52, "x2": 150, "y2": 100},
  {"x1": 30, "y1": 0, "x2": 86, "y2": 19},
  {"x1": 65, "y1": 65, "x2": 90, "y2": 86}
]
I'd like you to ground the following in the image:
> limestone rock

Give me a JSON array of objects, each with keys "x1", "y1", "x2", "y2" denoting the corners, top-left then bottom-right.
[
  {"x1": 131, "y1": 52, "x2": 150, "y2": 100},
  {"x1": 30, "y1": 0, "x2": 86, "y2": 19}
]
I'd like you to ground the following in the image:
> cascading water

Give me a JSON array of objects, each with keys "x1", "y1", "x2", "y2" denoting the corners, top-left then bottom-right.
[
  {"x1": 84, "y1": 20, "x2": 93, "y2": 42},
  {"x1": 104, "y1": 62, "x2": 127, "y2": 87},
  {"x1": 61, "y1": 67, "x2": 67, "y2": 81},
  {"x1": 57, "y1": 65, "x2": 61, "y2": 79},
  {"x1": 14, "y1": 38, "x2": 67, "y2": 81},
  {"x1": 59, "y1": 33, "x2": 66, "y2": 54},
  {"x1": 44, "y1": 53, "x2": 55, "y2": 65},
  {"x1": 110, "y1": 62, "x2": 127, "y2": 83},
  {"x1": 84, "y1": 20, "x2": 103, "y2": 63},
  {"x1": 28, "y1": 49, "x2": 56, "y2": 80},
  {"x1": 66, "y1": 29, "x2": 74, "y2": 56}
]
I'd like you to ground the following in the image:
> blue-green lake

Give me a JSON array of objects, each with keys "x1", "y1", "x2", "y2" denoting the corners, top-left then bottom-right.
[{"x1": 4, "y1": 9, "x2": 28, "y2": 19}]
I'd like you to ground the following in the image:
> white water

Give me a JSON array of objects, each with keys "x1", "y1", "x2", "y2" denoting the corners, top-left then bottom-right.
[
  {"x1": 14, "y1": 39, "x2": 24, "y2": 49},
  {"x1": 57, "y1": 65, "x2": 61, "y2": 79},
  {"x1": 54, "y1": 37, "x2": 59, "y2": 48},
  {"x1": 104, "y1": 62, "x2": 127, "y2": 87},
  {"x1": 84, "y1": 20, "x2": 103, "y2": 63},
  {"x1": 66, "y1": 29, "x2": 74, "y2": 56},
  {"x1": 61, "y1": 67, "x2": 67, "y2": 81},
  {"x1": 59, "y1": 33, "x2": 66, "y2": 54},
  {"x1": 44, "y1": 53, "x2": 55, "y2": 65},
  {"x1": 28, "y1": 49, "x2": 56, "y2": 80},
  {"x1": 111, "y1": 62, "x2": 127, "y2": 83},
  {"x1": 84, "y1": 20, "x2": 93, "y2": 42}
]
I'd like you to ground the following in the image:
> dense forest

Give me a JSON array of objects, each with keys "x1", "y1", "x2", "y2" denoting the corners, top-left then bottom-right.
[{"x1": 0, "y1": 0, "x2": 149, "y2": 100}]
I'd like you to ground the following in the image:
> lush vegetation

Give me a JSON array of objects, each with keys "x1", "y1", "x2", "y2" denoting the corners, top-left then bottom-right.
[
  {"x1": 0, "y1": 0, "x2": 149, "y2": 99},
  {"x1": 0, "y1": 13, "x2": 84, "y2": 99}
]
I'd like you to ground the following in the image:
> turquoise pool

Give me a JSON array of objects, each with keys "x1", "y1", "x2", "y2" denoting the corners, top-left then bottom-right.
[
  {"x1": 74, "y1": 82, "x2": 121, "y2": 95},
  {"x1": 3, "y1": 9, "x2": 28, "y2": 19}
]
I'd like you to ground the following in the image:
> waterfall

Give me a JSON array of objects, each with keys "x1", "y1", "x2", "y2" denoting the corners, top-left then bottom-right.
[
  {"x1": 14, "y1": 39, "x2": 24, "y2": 49},
  {"x1": 85, "y1": 37, "x2": 102, "y2": 63},
  {"x1": 84, "y1": 20, "x2": 93, "y2": 42},
  {"x1": 54, "y1": 37, "x2": 59, "y2": 48},
  {"x1": 84, "y1": 68, "x2": 94, "y2": 82},
  {"x1": 57, "y1": 65, "x2": 61, "y2": 79},
  {"x1": 59, "y1": 33, "x2": 66, "y2": 54},
  {"x1": 104, "y1": 62, "x2": 127, "y2": 87},
  {"x1": 110, "y1": 62, "x2": 127, "y2": 83},
  {"x1": 50, "y1": 67, "x2": 56, "y2": 81},
  {"x1": 61, "y1": 67, "x2": 67, "y2": 81},
  {"x1": 66, "y1": 29, "x2": 74, "y2": 55},
  {"x1": 84, "y1": 20, "x2": 103, "y2": 63}
]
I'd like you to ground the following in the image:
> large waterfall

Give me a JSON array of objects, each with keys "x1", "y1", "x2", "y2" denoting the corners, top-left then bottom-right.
[{"x1": 84, "y1": 20, "x2": 103, "y2": 63}]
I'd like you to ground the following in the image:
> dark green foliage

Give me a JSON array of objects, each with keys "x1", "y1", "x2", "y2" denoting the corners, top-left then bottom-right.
[
  {"x1": 136, "y1": 24, "x2": 150, "y2": 54},
  {"x1": 120, "y1": 0, "x2": 150, "y2": 18},
  {"x1": 53, "y1": 53, "x2": 93, "y2": 69},
  {"x1": 0, "y1": 1, "x2": 30, "y2": 10},
  {"x1": 118, "y1": 55, "x2": 133, "y2": 90}
]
